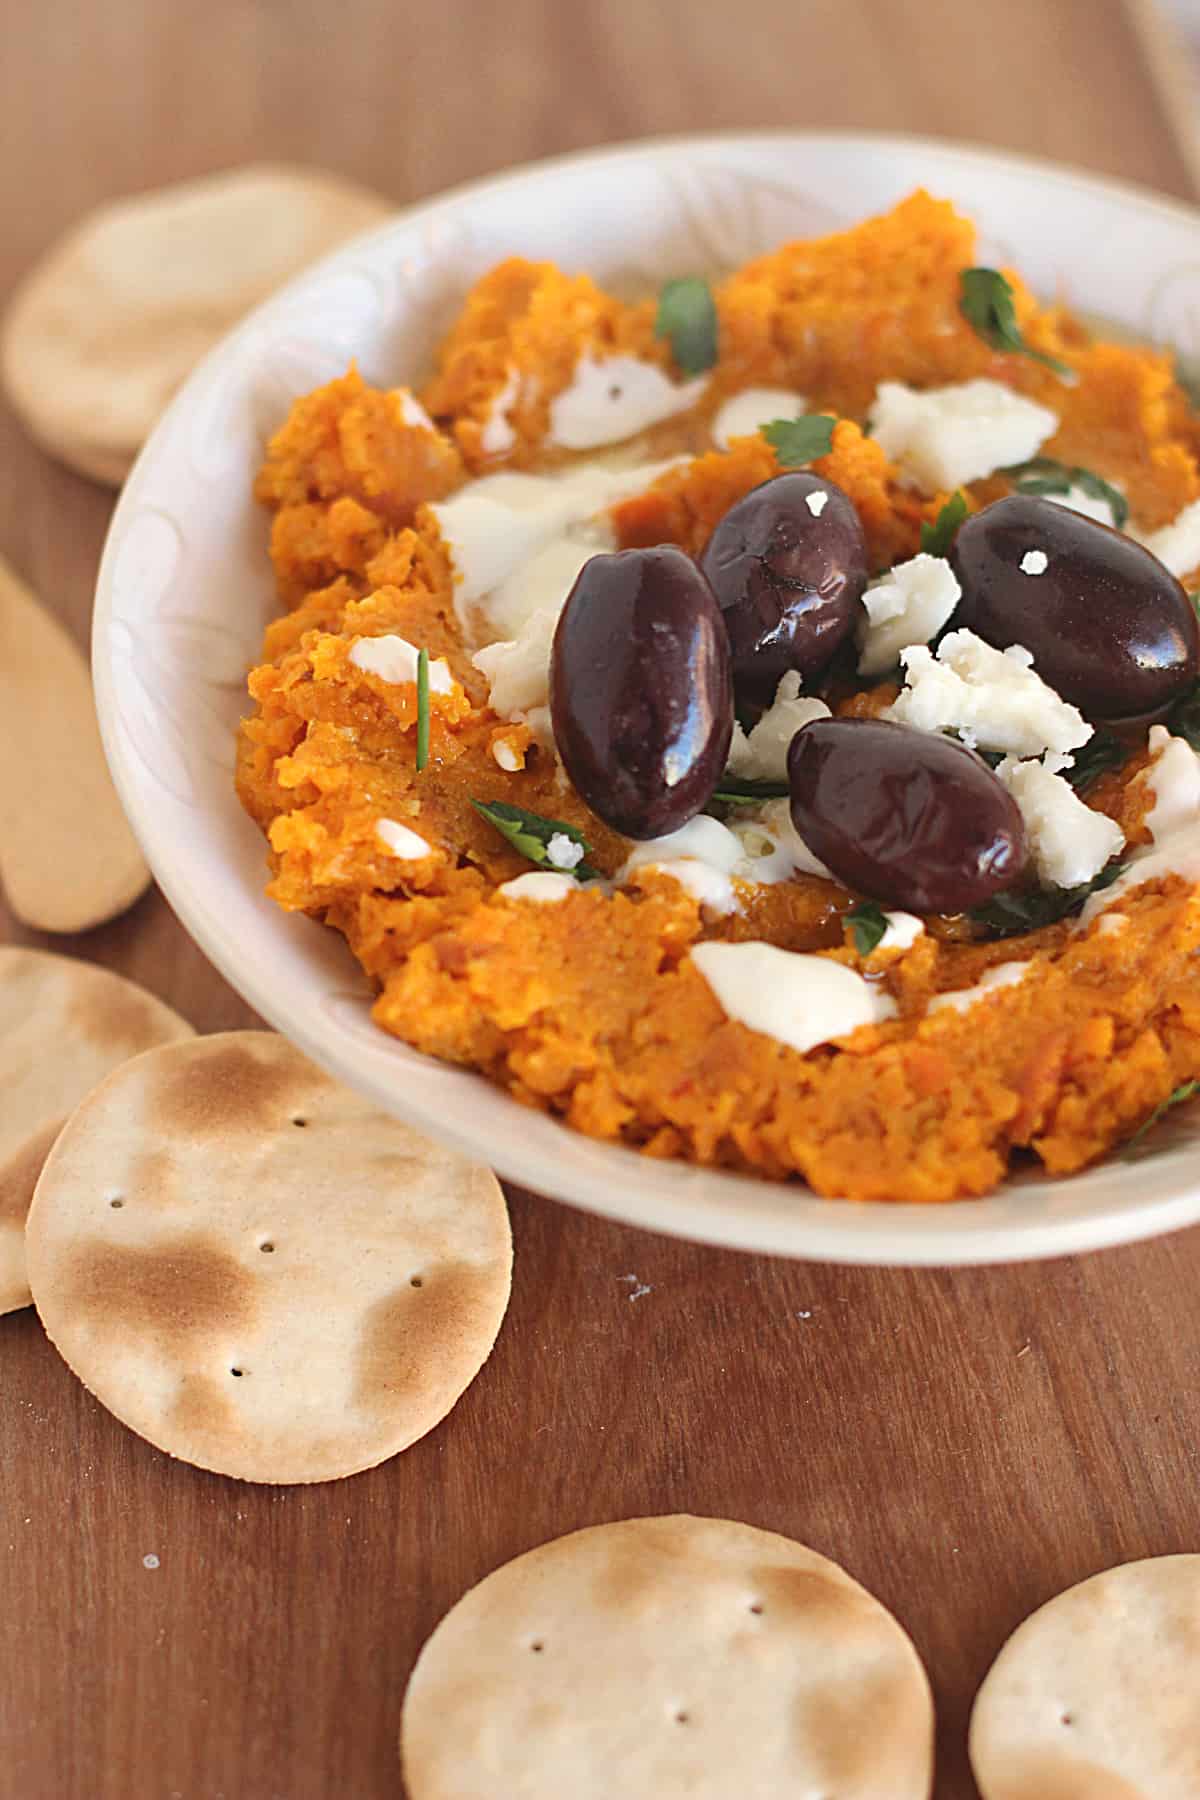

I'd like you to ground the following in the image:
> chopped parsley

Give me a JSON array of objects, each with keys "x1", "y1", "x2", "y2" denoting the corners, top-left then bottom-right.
[
  {"x1": 1004, "y1": 456, "x2": 1128, "y2": 529},
  {"x1": 655, "y1": 277, "x2": 719, "y2": 375},
  {"x1": 1168, "y1": 678, "x2": 1200, "y2": 752},
  {"x1": 415, "y1": 647, "x2": 431, "y2": 773},
  {"x1": 471, "y1": 799, "x2": 597, "y2": 880},
  {"x1": 708, "y1": 776, "x2": 790, "y2": 807},
  {"x1": 919, "y1": 490, "x2": 968, "y2": 557},
  {"x1": 1123, "y1": 1081, "x2": 1200, "y2": 1159},
  {"x1": 761, "y1": 414, "x2": 837, "y2": 466},
  {"x1": 844, "y1": 900, "x2": 889, "y2": 956},
  {"x1": 1062, "y1": 729, "x2": 1128, "y2": 794},
  {"x1": 959, "y1": 267, "x2": 1072, "y2": 378},
  {"x1": 968, "y1": 860, "x2": 1125, "y2": 939}
]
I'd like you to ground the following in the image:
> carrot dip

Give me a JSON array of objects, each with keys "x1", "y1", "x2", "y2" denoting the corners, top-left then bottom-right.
[{"x1": 236, "y1": 191, "x2": 1200, "y2": 1203}]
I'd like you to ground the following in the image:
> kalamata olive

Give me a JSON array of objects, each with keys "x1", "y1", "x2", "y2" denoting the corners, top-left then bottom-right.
[
  {"x1": 787, "y1": 718, "x2": 1027, "y2": 914},
  {"x1": 700, "y1": 473, "x2": 869, "y2": 705},
  {"x1": 550, "y1": 546, "x2": 733, "y2": 840},
  {"x1": 949, "y1": 494, "x2": 1200, "y2": 720}
]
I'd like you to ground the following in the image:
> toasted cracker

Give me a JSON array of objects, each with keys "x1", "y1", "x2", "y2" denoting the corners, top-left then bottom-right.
[
  {"x1": 26, "y1": 1031, "x2": 511, "y2": 1483},
  {"x1": 400, "y1": 1514, "x2": 934, "y2": 1798},
  {"x1": 0, "y1": 949, "x2": 192, "y2": 1315},
  {"x1": 970, "y1": 1555, "x2": 1200, "y2": 1798},
  {"x1": 1, "y1": 164, "x2": 391, "y2": 485}
]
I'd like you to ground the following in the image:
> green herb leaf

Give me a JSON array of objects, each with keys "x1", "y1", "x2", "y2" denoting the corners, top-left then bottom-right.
[
  {"x1": 415, "y1": 647, "x2": 431, "y2": 773},
  {"x1": 845, "y1": 900, "x2": 889, "y2": 956},
  {"x1": 919, "y1": 490, "x2": 968, "y2": 557},
  {"x1": 655, "y1": 277, "x2": 718, "y2": 375},
  {"x1": 968, "y1": 860, "x2": 1125, "y2": 939},
  {"x1": 1123, "y1": 1080, "x2": 1200, "y2": 1158},
  {"x1": 1167, "y1": 679, "x2": 1200, "y2": 752},
  {"x1": 761, "y1": 414, "x2": 837, "y2": 466},
  {"x1": 708, "y1": 776, "x2": 791, "y2": 808},
  {"x1": 959, "y1": 268, "x2": 1072, "y2": 378},
  {"x1": 471, "y1": 799, "x2": 597, "y2": 881},
  {"x1": 1004, "y1": 456, "x2": 1129, "y2": 529},
  {"x1": 1061, "y1": 729, "x2": 1128, "y2": 794}
]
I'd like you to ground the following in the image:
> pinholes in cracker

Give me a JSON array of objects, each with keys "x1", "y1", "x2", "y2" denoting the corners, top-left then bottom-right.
[
  {"x1": 969, "y1": 1554, "x2": 1200, "y2": 1799},
  {"x1": 400, "y1": 1514, "x2": 934, "y2": 1799},
  {"x1": 0, "y1": 949, "x2": 192, "y2": 1315},
  {"x1": 25, "y1": 1031, "x2": 511, "y2": 1483},
  {"x1": 1, "y1": 164, "x2": 392, "y2": 485}
]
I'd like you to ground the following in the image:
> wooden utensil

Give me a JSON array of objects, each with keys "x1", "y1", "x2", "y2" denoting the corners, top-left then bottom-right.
[{"x1": 0, "y1": 552, "x2": 149, "y2": 931}]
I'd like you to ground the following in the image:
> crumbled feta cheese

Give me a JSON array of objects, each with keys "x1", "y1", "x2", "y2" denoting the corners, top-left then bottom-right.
[
  {"x1": 996, "y1": 755, "x2": 1125, "y2": 888},
  {"x1": 472, "y1": 609, "x2": 556, "y2": 720},
  {"x1": 711, "y1": 387, "x2": 808, "y2": 449},
  {"x1": 885, "y1": 629, "x2": 1092, "y2": 758},
  {"x1": 1139, "y1": 497, "x2": 1200, "y2": 578},
  {"x1": 349, "y1": 636, "x2": 454, "y2": 692},
  {"x1": 375, "y1": 819, "x2": 431, "y2": 860},
  {"x1": 479, "y1": 365, "x2": 520, "y2": 456},
  {"x1": 856, "y1": 553, "x2": 961, "y2": 677},
  {"x1": 1020, "y1": 549, "x2": 1049, "y2": 576},
  {"x1": 548, "y1": 353, "x2": 707, "y2": 450},
  {"x1": 870, "y1": 378, "x2": 1058, "y2": 492},
  {"x1": 928, "y1": 961, "x2": 1031, "y2": 1016},
  {"x1": 726, "y1": 672, "x2": 831, "y2": 781},
  {"x1": 496, "y1": 871, "x2": 577, "y2": 902},
  {"x1": 806, "y1": 490, "x2": 829, "y2": 517},
  {"x1": 396, "y1": 388, "x2": 435, "y2": 432},
  {"x1": 491, "y1": 739, "x2": 522, "y2": 772},
  {"x1": 690, "y1": 942, "x2": 896, "y2": 1053},
  {"x1": 545, "y1": 832, "x2": 584, "y2": 871}
]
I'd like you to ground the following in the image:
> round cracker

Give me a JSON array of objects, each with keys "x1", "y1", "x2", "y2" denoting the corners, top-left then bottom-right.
[
  {"x1": 400, "y1": 1514, "x2": 934, "y2": 1799},
  {"x1": 970, "y1": 1555, "x2": 1200, "y2": 1799},
  {"x1": 26, "y1": 1031, "x2": 511, "y2": 1483},
  {"x1": 0, "y1": 949, "x2": 192, "y2": 1316},
  {"x1": 1, "y1": 164, "x2": 391, "y2": 485}
]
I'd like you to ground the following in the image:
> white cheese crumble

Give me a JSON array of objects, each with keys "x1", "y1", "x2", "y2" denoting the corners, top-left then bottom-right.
[
  {"x1": 547, "y1": 353, "x2": 707, "y2": 451},
  {"x1": 1139, "y1": 497, "x2": 1200, "y2": 578},
  {"x1": 1020, "y1": 548, "x2": 1049, "y2": 576},
  {"x1": 856, "y1": 553, "x2": 961, "y2": 678},
  {"x1": 397, "y1": 388, "x2": 435, "y2": 432},
  {"x1": 879, "y1": 912, "x2": 925, "y2": 951},
  {"x1": 726, "y1": 672, "x2": 831, "y2": 782},
  {"x1": 479, "y1": 365, "x2": 520, "y2": 456},
  {"x1": 690, "y1": 941, "x2": 896, "y2": 1054},
  {"x1": 375, "y1": 819, "x2": 431, "y2": 860},
  {"x1": 546, "y1": 832, "x2": 584, "y2": 871},
  {"x1": 495, "y1": 871, "x2": 578, "y2": 902},
  {"x1": 349, "y1": 635, "x2": 454, "y2": 693},
  {"x1": 711, "y1": 387, "x2": 808, "y2": 449},
  {"x1": 927, "y1": 961, "x2": 1031, "y2": 1016},
  {"x1": 806, "y1": 490, "x2": 829, "y2": 517},
  {"x1": 885, "y1": 629, "x2": 1092, "y2": 758},
  {"x1": 869, "y1": 378, "x2": 1058, "y2": 492},
  {"x1": 472, "y1": 608, "x2": 556, "y2": 722},
  {"x1": 996, "y1": 755, "x2": 1125, "y2": 889},
  {"x1": 491, "y1": 739, "x2": 521, "y2": 772}
]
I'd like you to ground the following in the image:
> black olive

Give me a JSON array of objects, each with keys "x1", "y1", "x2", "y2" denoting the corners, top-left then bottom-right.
[
  {"x1": 949, "y1": 494, "x2": 1200, "y2": 721},
  {"x1": 550, "y1": 546, "x2": 733, "y2": 840},
  {"x1": 787, "y1": 718, "x2": 1027, "y2": 914},
  {"x1": 700, "y1": 473, "x2": 869, "y2": 706}
]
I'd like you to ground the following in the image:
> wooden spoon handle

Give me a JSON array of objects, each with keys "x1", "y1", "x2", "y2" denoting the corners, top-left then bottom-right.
[{"x1": 0, "y1": 554, "x2": 149, "y2": 932}]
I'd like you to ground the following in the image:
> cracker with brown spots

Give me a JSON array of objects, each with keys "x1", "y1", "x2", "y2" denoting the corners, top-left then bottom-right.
[
  {"x1": 969, "y1": 1555, "x2": 1200, "y2": 1800},
  {"x1": 400, "y1": 1514, "x2": 934, "y2": 1799},
  {"x1": 0, "y1": 948, "x2": 192, "y2": 1315},
  {"x1": 25, "y1": 1031, "x2": 511, "y2": 1483}
]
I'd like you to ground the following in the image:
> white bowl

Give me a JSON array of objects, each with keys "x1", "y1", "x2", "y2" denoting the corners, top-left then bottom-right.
[{"x1": 93, "y1": 131, "x2": 1200, "y2": 1266}]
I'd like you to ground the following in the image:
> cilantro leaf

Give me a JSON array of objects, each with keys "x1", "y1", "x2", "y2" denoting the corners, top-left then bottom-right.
[
  {"x1": 968, "y1": 861, "x2": 1125, "y2": 939},
  {"x1": 959, "y1": 268, "x2": 1072, "y2": 378},
  {"x1": 761, "y1": 414, "x2": 837, "y2": 465},
  {"x1": 845, "y1": 900, "x2": 889, "y2": 956},
  {"x1": 1123, "y1": 1080, "x2": 1200, "y2": 1158},
  {"x1": 415, "y1": 647, "x2": 431, "y2": 773},
  {"x1": 919, "y1": 490, "x2": 968, "y2": 557},
  {"x1": 655, "y1": 277, "x2": 718, "y2": 376},
  {"x1": 1062, "y1": 729, "x2": 1128, "y2": 794},
  {"x1": 472, "y1": 799, "x2": 598, "y2": 880},
  {"x1": 1167, "y1": 679, "x2": 1200, "y2": 752},
  {"x1": 708, "y1": 776, "x2": 791, "y2": 808},
  {"x1": 1004, "y1": 456, "x2": 1129, "y2": 529}
]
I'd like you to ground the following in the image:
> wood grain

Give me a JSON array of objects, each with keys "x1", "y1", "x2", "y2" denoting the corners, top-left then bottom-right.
[{"x1": 1, "y1": 3, "x2": 1198, "y2": 1796}]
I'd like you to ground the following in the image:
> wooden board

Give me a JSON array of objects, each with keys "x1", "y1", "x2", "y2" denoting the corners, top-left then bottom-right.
[{"x1": 1, "y1": 3, "x2": 1197, "y2": 1794}]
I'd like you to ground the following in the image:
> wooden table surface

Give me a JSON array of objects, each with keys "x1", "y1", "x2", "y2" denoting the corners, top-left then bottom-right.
[{"x1": 2, "y1": 3, "x2": 1199, "y2": 1796}]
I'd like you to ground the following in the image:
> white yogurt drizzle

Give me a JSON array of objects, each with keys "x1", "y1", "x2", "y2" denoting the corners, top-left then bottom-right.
[
  {"x1": 548, "y1": 353, "x2": 707, "y2": 450},
  {"x1": 496, "y1": 871, "x2": 578, "y2": 902},
  {"x1": 479, "y1": 365, "x2": 521, "y2": 456},
  {"x1": 690, "y1": 941, "x2": 896, "y2": 1054},
  {"x1": 711, "y1": 387, "x2": 807, "y2": 449},
  {"x1": 349, "y1": 635, "x2": 454, "y2": 692},
  {"x1": 376, "y1": 819, "x2": 432, "y2": 860},
  {"x1": 926, "y1": 961, "x2": 1032, "y2": 1016},
  {"x1": 1080, "y1": 726, "x2": 1200, "y2": 925}
]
